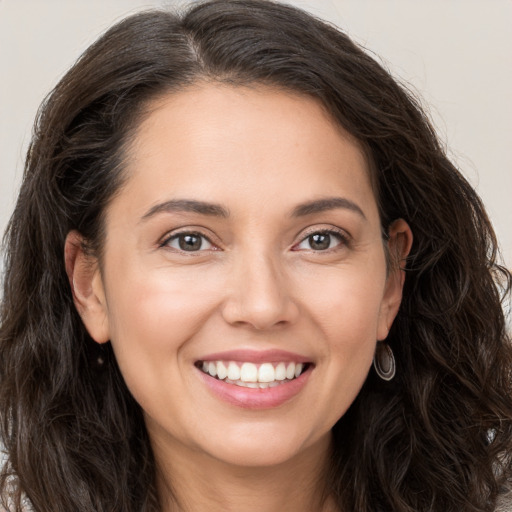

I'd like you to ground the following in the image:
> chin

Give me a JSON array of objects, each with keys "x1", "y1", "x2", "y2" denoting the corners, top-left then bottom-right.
[
  {"x1": 200, "y1": 425, "x2": 330, "y2": 469},
  {"x1": 210, "y1": 446, "x2": 303, "y2": 468}
]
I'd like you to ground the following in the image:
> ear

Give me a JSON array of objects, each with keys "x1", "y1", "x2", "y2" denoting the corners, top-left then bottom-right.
[
  {"x1": 377, "y1": 219, "x2": 413, "y2": 341},
  {"x1": 64, "y1": 230, "x2": 110, "y2": 344}
]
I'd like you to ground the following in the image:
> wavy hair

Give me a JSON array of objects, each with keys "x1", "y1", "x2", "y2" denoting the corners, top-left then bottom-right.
[{"x1": 1, "y1": 1, "x2": 511, "y2": 510}]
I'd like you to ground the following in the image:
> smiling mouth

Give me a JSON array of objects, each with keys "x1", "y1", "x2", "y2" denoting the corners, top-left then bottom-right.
[{"x1": 195, "y1": 360, "x2": 311, "y2": 389}]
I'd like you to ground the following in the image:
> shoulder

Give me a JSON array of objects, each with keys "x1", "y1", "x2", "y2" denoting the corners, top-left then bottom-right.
[
  {"x1": 0, "y1": 446, "x2": 32, "y2": 512},
  {"x1": 496, "y1": 489, "x2": 512, "y2": 512}
]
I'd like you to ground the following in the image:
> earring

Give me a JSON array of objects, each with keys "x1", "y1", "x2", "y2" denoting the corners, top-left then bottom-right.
[
  {"x1": 373, "y1": 342, "x2": 396, "y2": 381},
  {"x1": 94, "y1": 346, "x2": 106, "y2": 368}
]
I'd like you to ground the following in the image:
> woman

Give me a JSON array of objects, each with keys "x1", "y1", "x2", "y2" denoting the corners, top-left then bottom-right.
[{"x1": 1, "y1": 1, "x2": 511, "y2": 510}]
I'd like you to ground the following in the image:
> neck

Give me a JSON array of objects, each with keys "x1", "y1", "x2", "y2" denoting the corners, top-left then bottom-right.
[{"x1": 152, "y1": 431, "x2": 337, "y2": 512}]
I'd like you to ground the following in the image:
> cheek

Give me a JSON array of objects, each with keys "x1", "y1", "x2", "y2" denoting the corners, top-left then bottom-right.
[
  {"x1": 298, "y1": 264, "x2": 386, "y2": 418},
  {"x1": 107, "y1": 259, "x2": 222, "y2": 336},
  {"x1": 298, "y1": 260, "x2": 387, "y2": 340},
  {"x1": 103, "y1": 263, "x2": 223, "y2": 397},
  {"x1": 331, "y1": 275, "x2": 386, "y2": 371}
]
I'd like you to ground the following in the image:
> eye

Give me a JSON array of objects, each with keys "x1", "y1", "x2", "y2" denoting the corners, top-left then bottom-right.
[
  {"x1": 164, "y1": 232, "x2": 214, "y2": 252},
  {"x1": 294, "y1": 230, "x2": 347, "y2": 251}
]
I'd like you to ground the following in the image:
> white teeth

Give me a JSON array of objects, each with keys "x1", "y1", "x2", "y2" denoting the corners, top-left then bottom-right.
[
  {"x1": 258, "y1": 363, "x2": 275, "y2": 382},
  {"x1": 225, "y1": 378, "x2": 293, "y2": 388},
  {"x1": 227, "y1": 361, "x2": 241, "y2": 381},
  {"x1": 240, "y1": 362, "x2": 258, "y2": 382},
  {"x1": 200, "y1": 360, "x2": 308, "y2": 384},
  {"x1": 275, "y1": 362, "x2": 286, "y2": 381},
  {"x1": 216, "y1": 361, "x2": 228, "y2": 380}
]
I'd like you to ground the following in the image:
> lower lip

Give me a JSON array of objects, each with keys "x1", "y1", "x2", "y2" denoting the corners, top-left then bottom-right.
[{"x1": 197, "y1": 366, "x2": 312, "y2": 409}]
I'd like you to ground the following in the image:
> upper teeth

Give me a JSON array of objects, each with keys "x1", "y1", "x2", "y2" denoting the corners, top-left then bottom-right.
[{"x1": 201, "y1": 361, "x2": 305, "y2": 383}]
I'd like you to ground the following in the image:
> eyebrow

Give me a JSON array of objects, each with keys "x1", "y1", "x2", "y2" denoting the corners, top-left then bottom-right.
[
  {"x1": 140, "y1": 196, "x2": 366, "y2": 222},
  {"x1": 291, "y1": 197, "x2": 367, "y2": 220},
  {"x1": 141, "y1": 199, "x2": 230, "y2": 221}
]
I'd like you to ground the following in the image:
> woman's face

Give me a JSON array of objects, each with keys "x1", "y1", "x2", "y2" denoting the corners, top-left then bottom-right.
[{"x1": 70, "y1": 84, "x2": 408, "y2": 469}]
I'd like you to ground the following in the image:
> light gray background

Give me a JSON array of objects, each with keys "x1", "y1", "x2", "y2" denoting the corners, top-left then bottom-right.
[{"x1": 1, "y1": 0, "x2": 511, "y2": 274}]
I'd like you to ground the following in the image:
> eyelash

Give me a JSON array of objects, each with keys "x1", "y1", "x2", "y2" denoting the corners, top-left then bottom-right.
[
  {"x1": 160, "y1": 227, "x2": 350, "y2": 254},
  {"x1": 292, "y1": 228, "x2": 350, "y2": 252},
  {"x1": 160, "y1": 231, "x2": 216, "y2": 253}
]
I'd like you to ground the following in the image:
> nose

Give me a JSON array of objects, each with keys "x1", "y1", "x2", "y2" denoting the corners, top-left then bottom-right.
[{"x1": 221, "y1": 251, "x2": 300, "y2": 330}]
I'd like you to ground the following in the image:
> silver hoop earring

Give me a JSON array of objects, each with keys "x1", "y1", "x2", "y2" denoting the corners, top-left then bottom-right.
[{"x1": 373, "y1": 343, "x2": 396, "y2": 381}]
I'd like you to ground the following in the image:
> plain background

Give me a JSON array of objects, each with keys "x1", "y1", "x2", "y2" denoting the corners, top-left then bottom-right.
[{"x1": 1, "y1": 0, "x2": 511, "y2": 278}]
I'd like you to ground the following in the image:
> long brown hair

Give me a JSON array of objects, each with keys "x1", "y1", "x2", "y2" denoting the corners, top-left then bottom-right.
[{"x1": 1, "y1": 1, "x2": 511, "y2": 510}]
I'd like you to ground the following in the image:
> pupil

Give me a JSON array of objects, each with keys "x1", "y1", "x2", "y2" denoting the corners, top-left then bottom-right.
[
  {"x1": 179, "y1": 234, "x2": 202, "y2": 251},
  {"x1": 310, "y1": 233, "x2": 330, "y2": 250}
]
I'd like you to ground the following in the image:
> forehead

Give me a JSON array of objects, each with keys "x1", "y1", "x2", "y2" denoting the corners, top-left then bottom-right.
[
  {"x1": 133, "y1": 83, "x2": 363, "y2": 151},
  {"x1": 114, "y1": 83, "x2": 378, "y2": 223}
]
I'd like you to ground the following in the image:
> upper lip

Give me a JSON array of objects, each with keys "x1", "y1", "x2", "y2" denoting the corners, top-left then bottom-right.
[{"x1": 197, "y1": 349, "x2": 312, "y2": 364}]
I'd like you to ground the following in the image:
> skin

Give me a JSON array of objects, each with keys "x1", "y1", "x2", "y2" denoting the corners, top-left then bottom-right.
[{"x1": 66, "y1": 84, "x2": 412, "y2": 512}]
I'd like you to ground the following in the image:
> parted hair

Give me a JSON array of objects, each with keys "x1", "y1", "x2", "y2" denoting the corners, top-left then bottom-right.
[{"x1": 1, "y1": 1, "x2": 511, "y2": 511}]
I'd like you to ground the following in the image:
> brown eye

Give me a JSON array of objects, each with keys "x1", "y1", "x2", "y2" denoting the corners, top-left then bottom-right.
[
  {"x1": 165, "y1": 232, "x2": 213, "y2": 252},
  {"x1": 308, "y1": 233, "x2": 331, "y2": 250},
  {"x1": 179, "y1": 234, "x2": 202, "y2": 251},
  {"x1": 295, "y1": 230, "x2": 347, "y2": 252}
]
